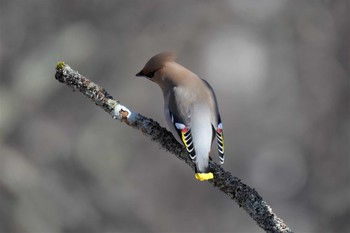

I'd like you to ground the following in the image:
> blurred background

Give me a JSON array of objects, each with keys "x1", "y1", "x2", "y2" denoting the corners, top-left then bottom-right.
[{"x1": 0, "y1": 0, "x2": 348, "y2": 232}]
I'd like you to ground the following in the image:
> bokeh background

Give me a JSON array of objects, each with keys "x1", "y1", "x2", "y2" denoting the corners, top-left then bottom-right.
[{"x1": 0, "y1": 0, "x2": 348, "y2": 232}]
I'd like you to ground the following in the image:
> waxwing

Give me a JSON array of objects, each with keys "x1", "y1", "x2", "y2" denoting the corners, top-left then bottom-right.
[{"x1": 136, "y1": 52, "x2": 224, "y2": 181}]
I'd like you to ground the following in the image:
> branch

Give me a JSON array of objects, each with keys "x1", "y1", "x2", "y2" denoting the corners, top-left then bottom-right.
[{"x1": 55, "y1": 62, "x2": 293, "y2": 233}]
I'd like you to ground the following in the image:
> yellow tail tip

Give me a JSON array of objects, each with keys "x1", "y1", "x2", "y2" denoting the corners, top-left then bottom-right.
[{"x1": 195, "y1": 172, "x2": 214, "y2": 181}]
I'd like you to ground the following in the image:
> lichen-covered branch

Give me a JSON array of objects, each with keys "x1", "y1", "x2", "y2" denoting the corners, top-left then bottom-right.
[{"x1": 55, "y1": 62, "x2": 293, "y2": 233}]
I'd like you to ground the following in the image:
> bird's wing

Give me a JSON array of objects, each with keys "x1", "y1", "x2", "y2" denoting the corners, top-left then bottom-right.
[
  {"x1": 215, "y1": 120, "x2": 225, "y2": 164},
  {"x1": 201, "y1": 79, "x2": 225, "y2": 164},
  {"x1": 168, "y1": 111, "x2": 196, "y2": 161}
]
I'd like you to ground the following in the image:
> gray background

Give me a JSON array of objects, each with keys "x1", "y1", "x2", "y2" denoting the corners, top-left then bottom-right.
[{"x1": 0, "y1": 0, "x2": 348, "y2": 232}]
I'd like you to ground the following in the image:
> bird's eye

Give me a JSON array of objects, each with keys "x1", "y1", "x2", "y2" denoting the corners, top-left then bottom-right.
[{"x1": 148, "y1": 71, "x2": 156, "y2": 78}]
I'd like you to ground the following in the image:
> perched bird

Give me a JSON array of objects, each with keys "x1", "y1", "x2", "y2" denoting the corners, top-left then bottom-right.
[{"x1": 136, "y1": 52, "x2": 224, "y2": 181}]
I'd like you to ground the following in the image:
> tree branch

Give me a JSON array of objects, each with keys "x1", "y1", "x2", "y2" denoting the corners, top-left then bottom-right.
[{"x1": 55, "y1": 62, "x2": 293, "y2": 233}]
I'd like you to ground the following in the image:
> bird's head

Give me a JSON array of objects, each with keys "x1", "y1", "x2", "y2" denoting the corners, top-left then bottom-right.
[{"x1": 136, "y1": 51, "x2": 176, "y2": 81}]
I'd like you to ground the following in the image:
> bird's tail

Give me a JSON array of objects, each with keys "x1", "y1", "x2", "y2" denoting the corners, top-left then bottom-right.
[
  {"x1": 194, "y1": 157, "x2": 213, "y2": 181},
  {"x1": 195, "y1": 172, "x2": 213, "y2": 181}
]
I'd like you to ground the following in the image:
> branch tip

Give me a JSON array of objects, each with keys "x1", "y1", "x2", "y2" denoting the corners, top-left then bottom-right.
[{"x1": 56, "y1": 61, "x2": 66, "y2": 71}]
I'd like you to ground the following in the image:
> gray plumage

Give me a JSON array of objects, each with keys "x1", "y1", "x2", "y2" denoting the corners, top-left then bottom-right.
[{"x1": 136, "y1": 52, "x2": 225, "y2": 179}]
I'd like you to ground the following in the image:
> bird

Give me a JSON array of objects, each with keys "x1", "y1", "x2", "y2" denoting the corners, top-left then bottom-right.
[{"x1": 136, "y1": 52, "x2": 224, "y2": 181}]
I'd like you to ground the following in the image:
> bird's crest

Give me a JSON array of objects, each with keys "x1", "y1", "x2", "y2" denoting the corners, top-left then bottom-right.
[{"x1": 139, "y1": 51, "x2": 176, "y2": 77}]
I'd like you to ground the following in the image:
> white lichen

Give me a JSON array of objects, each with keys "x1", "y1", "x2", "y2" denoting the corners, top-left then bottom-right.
[{"x1": 111, "y1": 102, "x2": 132, "y2": 120}]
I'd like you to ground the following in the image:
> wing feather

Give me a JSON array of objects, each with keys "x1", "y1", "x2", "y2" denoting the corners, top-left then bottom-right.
[
  {"x1": 201, "y1": 79, "x2": 225, "y2": 164},
  {"x1": 169, "y1": 111, "x2": 197, "y2": 160}
]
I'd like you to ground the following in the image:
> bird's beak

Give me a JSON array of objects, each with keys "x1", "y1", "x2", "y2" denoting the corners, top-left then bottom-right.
[{"x1": 136, "y1": 71, "x2": 144, "y2": 77}]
